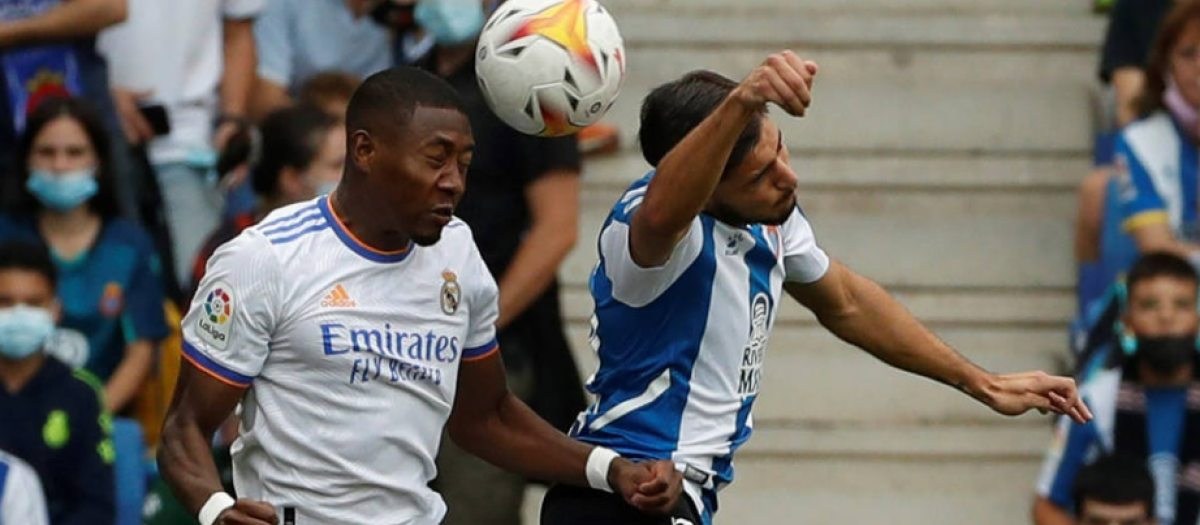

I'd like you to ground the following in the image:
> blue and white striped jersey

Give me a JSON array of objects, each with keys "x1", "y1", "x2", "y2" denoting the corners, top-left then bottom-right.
[
  {"x1": 1117, "y1": 111, "x2": 1200, "y2": 240},
  {"x1": 0, "y1": 450, "x2": 48, "y2": 525},
  {"x1": 570, "y1": 173, "x2": 830, "y2": 521}
]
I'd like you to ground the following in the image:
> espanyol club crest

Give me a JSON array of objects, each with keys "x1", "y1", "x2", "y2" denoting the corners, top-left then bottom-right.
[{"x1": 441, "y1": 270, "x2": 461, "y2": 315}]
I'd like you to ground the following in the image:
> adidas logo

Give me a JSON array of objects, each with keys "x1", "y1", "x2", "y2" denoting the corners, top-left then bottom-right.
[{"x1": 321, "y1": 284, "x2": 356, "y2": 308}]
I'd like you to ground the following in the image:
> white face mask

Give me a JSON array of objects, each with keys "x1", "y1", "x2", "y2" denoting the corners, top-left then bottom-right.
[{"x1": 0, "y1": 304, "x2": 55, "y2": 360}]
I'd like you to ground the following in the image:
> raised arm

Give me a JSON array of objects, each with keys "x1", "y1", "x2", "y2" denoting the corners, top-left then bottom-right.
[
  {"x1": 158, "y1": 362, "x2": 278, "y2": 525},
  {"x1": 447, "y1": 351, "x2": 683, "y2": 515},
  {"x1": 630, "y1": 52, "x2": 817, "y2": 267},
  {"x1": 786, "y1": 259, "x2": 1092, "y2": 423}
]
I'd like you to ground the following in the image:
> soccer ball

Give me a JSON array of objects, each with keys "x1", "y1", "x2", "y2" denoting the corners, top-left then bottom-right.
[{"x1": 475, "y1": 0, "x2": 625, "y2": 137}]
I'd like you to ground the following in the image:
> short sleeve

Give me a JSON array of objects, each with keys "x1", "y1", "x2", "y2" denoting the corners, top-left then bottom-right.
[
  {"x1": 599, "y1": 183, "x2": 706, "y2": 307},
  {"x1": 253, "y1": 0, "x2": 294, "y2": 87},
  {"x1": 122, "y1": 235, "x2": 169, "y2": 343},
  {"x1": 462, "y1": 238, "x2": 499, "y2": 362},
  {"x1": 780, "y1": 207, "x2": 830, "y2": 283},
  {"x1": 1115, "y1": 135, "x2": 1169, "y2": 232},
  {"x1": 223, "y1": 0, "x2": 265, "y2": 19},
  {"x1": 181, "y1": 230, "x2": 281, "y2": 387},
  {"x1": 1099, "y1": 0, "x2": 1145, "y2": 82},
  {"x1": 0, "y1": 456, "x2": 49, "y2": 525},
  {"x1": 514, "y1": 132, "x2": 581, "y2": 186}
]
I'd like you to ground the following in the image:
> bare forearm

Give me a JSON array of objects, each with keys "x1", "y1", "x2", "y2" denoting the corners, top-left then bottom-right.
[
  {"x1": 1033, "y1": 497, "x2": 1076, "y2": 525},
  {"x1": 103, "y1": 341, "x2": 154, "y2": 412},
  {"x1": 1112, "y1": 67, "x2": 1145, "y2": 127},
  {"x1": 449, "y1": 392, "x2": 591, "y2": 486},
  {"x1": 0, "y1": 0, "x2": 125, "y2": 47},
  {"x1": 496, "y1": 225, "x2": 574, "y2": 328},
  {"x1": 249, "y1": 78, "x2": 291, "y2": 122},
  {"x1": 640, "y1": 96, "x2": 755, "y2": 236},
  {"x1": 1132, "y1": 226, "x2": 1200, "y2": 261},
  {"x1": 220, "y1": 20, "x2": 256, "y2": 117},
  {"x1": 804, "y1": 273, "x2": 988, "y2": 395},
  {"x1": 158, "y1": 414, "x2": 227, "y2": 514}
]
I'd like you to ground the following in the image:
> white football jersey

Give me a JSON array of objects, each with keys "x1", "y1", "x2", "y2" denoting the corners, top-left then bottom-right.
[{"x1": 181, "y1": 195, "x2": 499, "y2": 525}]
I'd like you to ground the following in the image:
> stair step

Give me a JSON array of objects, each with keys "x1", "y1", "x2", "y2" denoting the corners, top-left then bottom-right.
[
  {"x1": 619, "y1": 46, "x2": 1096, "y2": 93},
  {"x1": 565, "y1": 187, "x2": 1077, "y2": 289},
  {"x1": 603, "y1": 0, "x2": 1092, "y2": 16},
  {"x1": 609, "y1": 9, "x2": 1105, "y2": 49},
  {"x1": 562, "y1": 320, "x2": 1071, "y2": 423},
  {"x1": 581, "y1": 151, "x2": 1088, "y2": 191},
  {"x1": 602, "y1": 81, "x2": 1094, "y2": 154},
  {"x1": 741, "y1": 422, "x2": 1051, "y2": 459},
  {"x1": 717, "y1": 455, "x2": 1042, "y2": 525},
  {"x1": 560, "y1": 285, "x2": 1074, "y2": 327}
]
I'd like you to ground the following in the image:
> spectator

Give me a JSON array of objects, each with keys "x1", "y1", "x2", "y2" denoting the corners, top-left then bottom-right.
[
  {"x1": 190, "y1": 103, "x2": 343, "y2": 293},
  {"x1": 1102, "y1": 0, "x2": 1174, "y2": 129},
  {"x1": 1115, "y1": 1, "x2": 1200, "y2": 263},
  {"x1": 0, "y1": 0, "x2": 137, "y2": 220},
  {"x1": 408, "y1": 3, "x2": 587, "y2": 523},
  {"x1": 249, "y1": 0, "x2": 391, "y2": 119},
  {"x1": 0, "y1": 97, "x2": 168, "y2": 413},
  {"x1": 297, "y1": 70, "x2": 362, "y2": 120},
  {"x1": 0, "y1": 239, "x2": 115, "y2": 525},
  {"x1": 1075, "y1": 0, "x2": 1173, "y2": 316},
  {"x1": 1035, "y1": 252, "x2": 1200, "y2": 525},
  {"x1": 1073, "y1": 454, "x2": 1158, "y2": 525},
  {"x1": 0, "y1": 450, "x2": 49, "y2": 525},
  {"x1": 97, "y1": 0, "x2": 263, "y2": 290}
]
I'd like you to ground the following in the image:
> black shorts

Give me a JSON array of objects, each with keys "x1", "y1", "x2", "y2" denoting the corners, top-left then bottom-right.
[{"x1": 540, "y1": 484, "x2": 702, "y2": 525}]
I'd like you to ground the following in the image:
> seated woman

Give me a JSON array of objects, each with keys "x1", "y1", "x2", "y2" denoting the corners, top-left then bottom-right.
[
  {"x1": 1118, "y1": 1, "x2": 1200, "y2": 263},
  {"x1": 0, "y1": 97, "x2": 168, "y2": 413}
]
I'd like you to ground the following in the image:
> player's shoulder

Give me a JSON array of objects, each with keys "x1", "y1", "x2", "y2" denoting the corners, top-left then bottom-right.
[
  {"x1": 432, "y1": 216, "x2": 478, "y2": 252},
  {"x1": 607, "y1": 171, "x2": 655, "y2": 225},
  {"x1": 253, "y1": 198, "x2": 326, "y2": 239},
  {"x1": 240, "y1": 197, "x2": 330, "y2": 257}
]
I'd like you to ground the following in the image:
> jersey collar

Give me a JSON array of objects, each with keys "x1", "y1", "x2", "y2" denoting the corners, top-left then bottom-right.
[{"x1": 318, "y1": 194, "x2": 414, "y2": 264}]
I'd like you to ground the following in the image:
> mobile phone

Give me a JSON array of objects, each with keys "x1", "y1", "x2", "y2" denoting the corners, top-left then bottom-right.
[{"x1": 138, "y1": 104, "x2": 171, "y2": 136}]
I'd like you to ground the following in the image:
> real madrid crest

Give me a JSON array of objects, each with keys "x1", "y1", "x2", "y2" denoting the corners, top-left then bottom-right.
[{"x1": 441, "y1": 270, "x2": 461, "y2": 315}]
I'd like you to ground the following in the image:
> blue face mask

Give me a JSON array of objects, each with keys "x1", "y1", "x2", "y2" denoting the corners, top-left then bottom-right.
[
  {"x1": 0, "y1": 305, "x2": 55, "y2": 360},
  {"x1": 26, "y1": 168, "x2": 99, "y2": 212},
  {"x1": 415, "y1": 0, "x2": 485, "y2": 45}
]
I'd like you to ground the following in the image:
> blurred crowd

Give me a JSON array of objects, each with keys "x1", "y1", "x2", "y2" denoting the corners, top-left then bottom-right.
[
  {"x1": 1038, "y1": 1, "x2": 1200, "y2": 524},
  {"x1": 7, "y1": 0, "x2": 1200, "y2": 524},
  {"x1": 0, "y1": 0, "x2": 602, "y2": 524}
]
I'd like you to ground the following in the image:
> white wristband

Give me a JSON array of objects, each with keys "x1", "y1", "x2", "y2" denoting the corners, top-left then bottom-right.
[
  {"x1": 585, "y1": 446, "x2": 620, "y2": 493},
  {"x1": 198, "y1": 492, "x2": 236, "y2": 525}
]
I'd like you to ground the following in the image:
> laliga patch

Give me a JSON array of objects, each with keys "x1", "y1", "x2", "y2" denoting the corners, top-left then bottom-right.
[{"x1": 197, "y1": 281, "x2": 234, "y2": 349}]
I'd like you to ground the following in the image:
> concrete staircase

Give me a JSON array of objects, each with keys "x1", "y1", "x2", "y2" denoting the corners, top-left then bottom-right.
[{"x1": 528, "y1": 1, "x2": 1106, "y2": 523}]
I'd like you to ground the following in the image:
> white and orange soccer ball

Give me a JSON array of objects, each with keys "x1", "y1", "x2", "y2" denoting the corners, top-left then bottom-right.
[{"x1": 475, "y1": 0, "x2": 625, "y2": 137}]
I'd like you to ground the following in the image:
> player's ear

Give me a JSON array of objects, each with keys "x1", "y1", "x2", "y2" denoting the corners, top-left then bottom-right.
[{"x1": 350, "y1": 129, "x2": 375, "y2": 172}]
